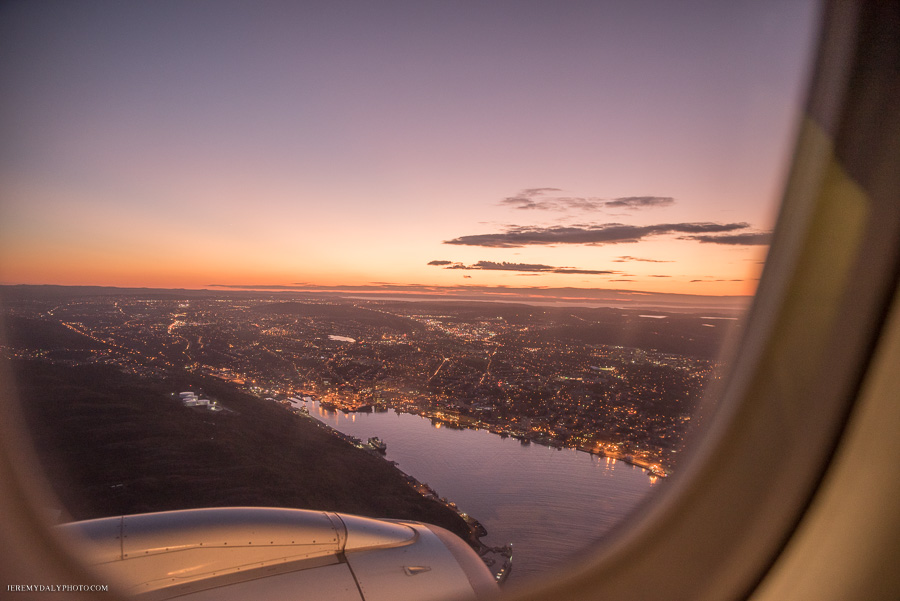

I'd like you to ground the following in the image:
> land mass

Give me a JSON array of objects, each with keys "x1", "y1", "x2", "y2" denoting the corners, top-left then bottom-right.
[
  {"x1": 2, "y1": 284, "x2": 739, "y2": 545},
  {"x1": 10, "y1": 358, "x2": 472, "y2": 542}
]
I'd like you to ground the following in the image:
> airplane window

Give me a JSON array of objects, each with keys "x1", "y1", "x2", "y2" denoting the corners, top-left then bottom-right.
[{"x1": 0, "y1": 1, "x2": 836, "y2": 599}]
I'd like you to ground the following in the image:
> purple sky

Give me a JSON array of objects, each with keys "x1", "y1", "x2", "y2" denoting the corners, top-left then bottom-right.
[{"x1": 0, "y1": 1, "x2": 821, "y2": 297}]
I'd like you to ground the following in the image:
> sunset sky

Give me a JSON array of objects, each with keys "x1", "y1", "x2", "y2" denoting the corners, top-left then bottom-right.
[{"x1": 0, "y1": 1, "x2": 821, "y2": 302}]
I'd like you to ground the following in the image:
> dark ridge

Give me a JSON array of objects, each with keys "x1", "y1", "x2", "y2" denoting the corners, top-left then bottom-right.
[
  {"x1": 2, "y1": 316, "x2": 106, "y2": 351},
  {"x1": 11, "y1": 360, "x2": 470, "y2": 540}
]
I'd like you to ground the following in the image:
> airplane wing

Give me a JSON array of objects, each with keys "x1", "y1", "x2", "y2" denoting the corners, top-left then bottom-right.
[{"x1": 56, "y1": 507, "x2": 498, "y2": 601}]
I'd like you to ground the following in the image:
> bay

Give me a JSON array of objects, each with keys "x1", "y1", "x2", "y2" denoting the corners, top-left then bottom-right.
[{"x1": 305, "y1": 401, "x2": 659, "y2": 583}]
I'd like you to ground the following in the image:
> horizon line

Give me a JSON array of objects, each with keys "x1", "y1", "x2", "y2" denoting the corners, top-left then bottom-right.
[{"x1": 0, "y1": 282, "x2": 753, "y2": 314}]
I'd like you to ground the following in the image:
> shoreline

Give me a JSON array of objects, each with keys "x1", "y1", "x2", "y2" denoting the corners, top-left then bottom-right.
[
  {"x1": 290, "y1": 402, "x2": 513, "y2": 582},
  {"x1": 310, "y1": 396, "x2": 669, "y2": 478},
  {"x1": 410, "y1": 407, "x2": 668, "y2": 479},
  {"x1": 291, "y1": 396, "x2": 670, "y2": 583}
]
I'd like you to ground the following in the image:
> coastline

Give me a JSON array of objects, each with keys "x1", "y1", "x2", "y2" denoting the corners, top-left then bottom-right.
[
  {"x1": 289, "y1": 402, "x2": 513, "y2": 582},
  {"x1": 308, "y1": 394, "x2": 669, "y2": 477},
  {"x1": 289, "y1": 395, "x2": 670, "y2": 583},
  {"x1": 410, "y1": 406, "x2": 667, "y2": 478}
]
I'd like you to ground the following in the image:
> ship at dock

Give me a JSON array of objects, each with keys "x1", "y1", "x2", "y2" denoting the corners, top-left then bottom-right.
[{"x1": 367, "y1": 437, "x2": 387, "y2": 453}]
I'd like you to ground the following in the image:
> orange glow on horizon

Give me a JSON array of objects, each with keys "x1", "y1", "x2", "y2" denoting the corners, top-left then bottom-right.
[{"x1": 0, "y1": 2, "x2": 814, "y2": 308}]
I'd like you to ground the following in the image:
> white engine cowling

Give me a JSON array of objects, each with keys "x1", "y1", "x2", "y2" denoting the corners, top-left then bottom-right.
[{"x1": 56, "y1": 507, "x2": 498, "y2": 601}]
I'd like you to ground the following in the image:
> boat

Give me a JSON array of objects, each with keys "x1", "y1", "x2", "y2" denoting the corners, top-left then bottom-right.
[
  {"x1": 649, "y1": 465, "x2": 668, "y2": 478},
  {"x1": 367, "y1": 437, "x2": 386, "y2": 453}
]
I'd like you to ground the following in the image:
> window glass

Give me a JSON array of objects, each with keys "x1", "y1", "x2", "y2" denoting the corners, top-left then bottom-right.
[{"x1": 0, "y1": 0, "x2": 821, "y2": 585}]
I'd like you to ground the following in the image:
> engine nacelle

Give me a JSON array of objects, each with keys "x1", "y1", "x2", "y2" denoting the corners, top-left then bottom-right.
[{"x1": 56, "y1": 507, "x2": 498, "y2": 601}]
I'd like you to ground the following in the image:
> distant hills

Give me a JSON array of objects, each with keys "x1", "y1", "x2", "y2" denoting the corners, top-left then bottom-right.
[{"x1": 0, "y1": 283, "x2": 751, "y2": 314}]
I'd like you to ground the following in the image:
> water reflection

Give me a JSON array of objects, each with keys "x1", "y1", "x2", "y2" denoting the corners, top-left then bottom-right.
[{"x1": 307, "y1": 401, "x2": 656, "y2": 582}]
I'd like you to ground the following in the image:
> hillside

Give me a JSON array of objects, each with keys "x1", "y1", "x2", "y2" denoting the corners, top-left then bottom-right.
[{"x1": 11, "y1": 360, "x2": 470, "y2": 540}]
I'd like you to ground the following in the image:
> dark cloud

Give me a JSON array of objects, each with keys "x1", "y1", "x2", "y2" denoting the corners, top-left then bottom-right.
[
  {"x1": 204, "y1": 284, "x2": 306, "y2": 289},
  {"x1": 500, "y1": 197, "x2": 539, "y2": 210},
  {"x1": 444, "y1": 222, "x2": 750, "y2": 248},
  {"x1": 681, "y1": 232, "x2": 772, "y2": 245},
  {"x1": 605, "y1": 196, "x2": 675, "y2": 209},
  {"x1": 427, "y1": 260, "x2": 618, "y2": 275},
  {"x1": 500, "y1": 190, "x2": 604, "y2": 212},
  {"x1": 613, "y1": 255, "x2": 675, "y2": 263},
  {"x1": 499, "y1": 189, "x2": 673, "y2": 213},
  {"x1": 473, "y1": 261, "x2": 556, "y2": 272},
  {"x1": 552, "y1": 268, "x2": 618, "y2": 275},
  {"x1": 522, "y1": 187, "x2": 563, "y2": 195},
  {"x1": 689, "y1": 278, "x2": 745, "y2": 283},
  {"x1": 670, "y1": 223, "x2": 750, "y2": 233},
  {"x1": 559, "y1": 197, "x2": 606, "y2": 211},
  {"x1": 499, "y1": 188, "x2": 565, "y2": 211}
]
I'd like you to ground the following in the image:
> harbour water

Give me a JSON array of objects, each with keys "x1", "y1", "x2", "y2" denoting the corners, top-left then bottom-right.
[{"x1": 305, "y1": 401, "x2": 659, "y2": 583}]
